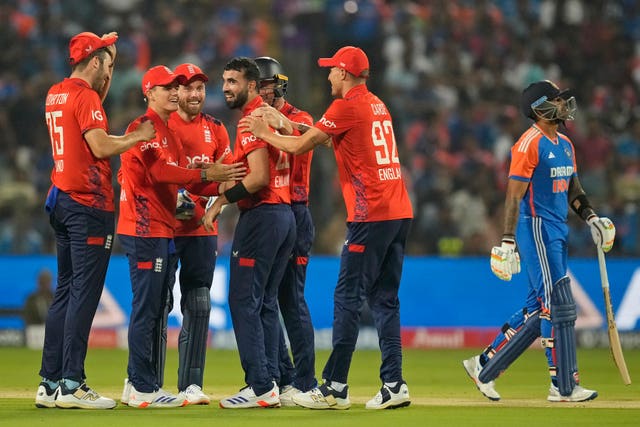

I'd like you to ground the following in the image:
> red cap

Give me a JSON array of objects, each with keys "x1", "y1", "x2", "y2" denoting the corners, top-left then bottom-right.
[
  {"x1": 69, "y1": 32, "x2": 118, "y2": 65},
  {"x1": 174, "y1": 63, "x2": 209, "y2": 83},
  {"x1": 318, "y1": 46, "x2": 369, "y2": 78},
  {"x1": 141, "y1": 65, "x2": 187, "y2": 95}
]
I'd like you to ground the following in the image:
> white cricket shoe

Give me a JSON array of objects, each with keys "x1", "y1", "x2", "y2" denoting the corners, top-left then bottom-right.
[
  {"x1": 127, "y1": 384, "x2": 187, "y2": 408},
  {"x1": 279, "y1": 385, "x2": 301, "y2": 407},
  {"x1": 547, "y1": 384, "x2": 598, "y2": 402},
  {"x1": 55, "y1": 382, "x2": 116, "y2": 409},
  {"x1": 35, "y1": 382, "x2": 59, "y2": 408},
  {"x1": 121, "y1": 378, "x2": 132, "y2": 405},
  {"x1": 179, "y1": 384, "x2": 210, "y2": 405},
  {"x1": 463, "y1": 355, "x2": 501, "y2": 401},
  {"x1": 292, "y1": 381, "x2": 351, "y2": 410},
  {"x1": 219, "y1": 381, "x2": 280, "y2": 409},
  {"x1": 365, "y1": 381, "x2": 411, "y2": 409}
]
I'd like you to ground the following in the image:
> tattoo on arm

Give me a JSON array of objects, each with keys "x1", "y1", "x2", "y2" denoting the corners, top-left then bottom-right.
[
  {"x1": 296, "y1": 122, "x2": 311, "y2": 134},
  {"x1": 503, "y1": 196, "x2": 520, "y2": 236}
]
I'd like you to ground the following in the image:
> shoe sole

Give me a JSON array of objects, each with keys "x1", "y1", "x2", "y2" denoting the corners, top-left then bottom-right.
[
  {"x1": 219, "y1": 401, "x2": 281, "y2": 409},
  {"x1": 548, "y1": 391, "x2": 598, "y2": 403},
  {"x1": 366, "y1": 399, "x2": 411, "y2": 410},
  {"x1": 55, "y1": 401, "x2": 116, "y2": 409},
  {"x1": 35, "y1": 401, "x2": 56, "y2": 408},
  {"x1": 462, "y1": 360, "x2": 500, "y2": 402}
]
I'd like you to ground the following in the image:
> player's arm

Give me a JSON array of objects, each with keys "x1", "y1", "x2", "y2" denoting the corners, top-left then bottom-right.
[
  {"x1": 201, "y1": 148, "x2": 269, "y2": 231},
  {"x1": 84, "y1": 120, "x2": 156, "y2": 158},
  {"x1": 502, "y1": 178, "x2": 528, "y2": 237},
  {"x1": 239, "y1": 115, "x2": 329, "y2": 155},
  {"x1": 568, "y1": 175, "x2": 615, "y2": 252}
]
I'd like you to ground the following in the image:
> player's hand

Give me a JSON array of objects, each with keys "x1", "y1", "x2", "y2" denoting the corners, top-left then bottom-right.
[
  {"x1": 490, "y1": 237, "x2": 521, "y2": 281},
  {"x1": 201, "y1": 197, "x2": 225, "y2": 231},
  {"x1": 136, "y1": 120, "x2": 156, "y2": 142},
  {"x1": 203, "y1": 156, "x2": 246, "y2": 182},
  {"x1": 175, "y1": 189, "x2": 195, "y2": 220},
  {"x1": 251, "y1": 106, "x2": 292, "y2": 134},
  {"x1": 588, "y1": 216, "x2": 615, "y2": 253},
  {"x1": 238, "y1": 115, "x2": 269, "y2": 139}
]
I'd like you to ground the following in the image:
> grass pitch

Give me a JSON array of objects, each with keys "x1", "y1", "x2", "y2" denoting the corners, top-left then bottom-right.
[{"x1": 0, "y1": 347, "x2": 639, "y2": 426}]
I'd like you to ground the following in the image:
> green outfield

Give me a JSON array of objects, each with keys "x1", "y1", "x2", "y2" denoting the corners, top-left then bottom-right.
[{"x1": 0, "y1": 347, "x2": 638, "y2": 426}]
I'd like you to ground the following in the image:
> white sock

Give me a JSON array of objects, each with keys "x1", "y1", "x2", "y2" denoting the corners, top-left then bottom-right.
[
  {"x1": 385, "y1": 381, "x2": 398, "y2": 389},
  {"x1": 329, "y1": 381, "x2": 346, "y2": 392}
]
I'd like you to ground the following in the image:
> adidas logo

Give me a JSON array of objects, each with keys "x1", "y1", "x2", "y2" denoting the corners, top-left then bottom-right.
[{"x1": 548, "y1": 152, "x2": 555, "y2": 159}]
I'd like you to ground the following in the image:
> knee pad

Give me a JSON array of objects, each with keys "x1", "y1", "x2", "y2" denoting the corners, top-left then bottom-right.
[
  {"x1": 178, "y1": 287, "x2": 211, "y2": 390},
  {"x1": 478, "y1": 311, "x2": 541, "y2": 383},
  {"x1": 550, "y1": 276, "x2": 578, "y2": 396}
]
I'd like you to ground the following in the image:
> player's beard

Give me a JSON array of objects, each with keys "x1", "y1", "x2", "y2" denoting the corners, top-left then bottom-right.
[
  {"x1": 225, "y1": 86, "x2": 248, "y2": 110},
  {"x1": 93, "y1": 67, "x2": 110, "y2": 98},
  {"x1": 178, "y1": 96, "x2": 203, "y2": 116}
]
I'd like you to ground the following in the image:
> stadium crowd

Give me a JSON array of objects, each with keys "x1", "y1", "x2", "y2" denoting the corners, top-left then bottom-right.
[{"x1": 0, "y1": 0, "x2": 638, "y2": 257}]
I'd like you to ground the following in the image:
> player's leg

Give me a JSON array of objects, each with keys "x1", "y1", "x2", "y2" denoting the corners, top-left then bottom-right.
[
  {"x1": 364, "y1": 219, "x2": 411, "y2": 409},
  {"x1": 175, "y1": 235, "x2": 216, "y2": 400},
  {"x1": 277, "y1": 324, "x2": 296, "y2": 388},
  {"x1": 261, "y1": 206, "x2": 296, "y2": 389},
  {"x1": 37, "y1": 203, "x2": 71, "y2": 407},
  {"x1": 53, "y1": 195, "x2": 116, "y2": 408},
  {"x1": 152, "y1": 241, "x2": 176, "y2": 390},
  {"x1": 279, "y1": 204, "x2": 316, "y2": 391},
  {"x1": 220, "y1": 206, "x2": 280, "y2": 408}
]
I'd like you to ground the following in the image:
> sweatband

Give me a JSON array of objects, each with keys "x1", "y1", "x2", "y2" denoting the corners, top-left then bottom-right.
[
  {"x1": 224, "y1": 182, "x2": 250, "y2": 203},
  {"x1": 570, "y1": 194, "x2": 593, "y2": 221}
]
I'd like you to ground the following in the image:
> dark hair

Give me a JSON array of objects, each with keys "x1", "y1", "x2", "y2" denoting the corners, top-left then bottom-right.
[{"x1": 223, "y1": 57, "x2": 260, "y2": 85}]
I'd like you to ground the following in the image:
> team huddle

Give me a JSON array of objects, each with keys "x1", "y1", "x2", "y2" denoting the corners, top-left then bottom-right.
[{"x1": 35, "y1": 30, "x2": 615, "y2": 410}]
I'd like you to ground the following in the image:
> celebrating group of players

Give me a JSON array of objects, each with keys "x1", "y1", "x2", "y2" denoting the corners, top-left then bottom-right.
[
  {"x1": 35, "y1": 27, "x2": 616, "y2": 411},
  {"x1": 36, "y1": 30, "x2": 413, "y2": 410}
]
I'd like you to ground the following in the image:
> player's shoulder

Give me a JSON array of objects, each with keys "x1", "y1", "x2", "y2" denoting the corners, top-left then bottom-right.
[
  {"x1": 514, "y1": 126, "x2": 543, "y2": 153},
  {"x1": 201, "y1": 112, "x2": 224, "y2": 127}
]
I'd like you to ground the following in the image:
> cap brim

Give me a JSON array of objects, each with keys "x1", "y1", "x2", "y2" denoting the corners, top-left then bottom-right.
[
  {"x1": 178, "y1": 73, "x2": 208, "y2": 83},
  {"x1": 100, "y1": 35, "x2": 118, "y2": 48},
  {"x1": 317, "y1": 58, "x2": 336, "y2": 68}
]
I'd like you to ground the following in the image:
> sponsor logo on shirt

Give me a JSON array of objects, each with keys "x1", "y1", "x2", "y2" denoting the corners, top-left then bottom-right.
[
  {"x1": 91, "y1": 110, "x2": 104, "y2": 121},
  {"x1": 140, "y1": 141, "x2": 161, "y2": 151},
  {"x1": 549, "y1": 166, "x2": 573, "y2": 178},
  {"x1": 187, "y1": 154, "x2": 212, "y2": 164},
  {"x1": 241, "y1": 134, "x2": 257, "y2": 146},
  {"x1": 318, "y1": 116, "x2": 337, "y2": 128}
]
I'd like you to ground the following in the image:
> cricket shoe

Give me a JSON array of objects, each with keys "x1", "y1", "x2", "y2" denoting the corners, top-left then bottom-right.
[
  {"x1": 179, "y1": 384, "x2": 210, "y2": 405},
  {"x1": 35, "y1": 381, "x2": 59, "y2": 408},
  {"x1": 365, "y1": 381, "x2": 411, "y2": 409},
  {"x1": 121, "y1": 378, "x2": 132, "y2": 405},
  {"x1": 292, "y1": 381, "x2": 351, "y2": 410},
  {"x1": 55, "y1": 382, "x2": 116, "y2": 409},
  {"x1": 219, "y1": 381, "x2": 280, "y2": 409},
  {"x1": 547, "y1": 384, "x2": 598, "y2": 402},
  {"x1": 462, "y1": 355, "x2": 501, "y2": 401},
  {"x1": 127, "y1": 385, "x2": 187, "y2": 408},
  {"x1": 279, "y1": 385, "x2": 301, "y2": 407}
]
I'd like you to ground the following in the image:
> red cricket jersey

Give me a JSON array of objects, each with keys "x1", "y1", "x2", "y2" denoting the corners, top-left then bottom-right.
[
  {"x1": 280, "y1": 101, "x2": 314, "y2": 203},
  {"x1": 117, "y1": 108, "x2": 206, "y2": 238},
  {"x1": 169, "y1": 111, "x2": 232, "y2": 236},
  {"x1": 45, "y1": 78, "x2": 114, "y2": 211},
  {"x1": 314, "y1": 84, "x2": 413, "y2": 222},
  {"x1": 235, "y1": 96, "x2": 291, "y2": 211}
]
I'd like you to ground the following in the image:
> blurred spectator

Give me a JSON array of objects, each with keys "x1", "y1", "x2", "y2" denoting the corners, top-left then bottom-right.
[
  {"x1": 23, "y1": 268, "x2": 54, "y2": 325},
  {"x1": 0, "y1": 0, "x2": 638, "y2": 257}
]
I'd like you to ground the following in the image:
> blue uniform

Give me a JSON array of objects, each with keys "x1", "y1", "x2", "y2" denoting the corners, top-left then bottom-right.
[{"x1": 485, "y1": 124, "x2": 578, "y2": 382}]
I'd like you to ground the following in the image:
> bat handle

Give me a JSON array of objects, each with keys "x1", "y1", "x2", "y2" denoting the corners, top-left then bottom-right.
[{"x1": 597, "y1": 247, "x2": 610, "y2": 291}]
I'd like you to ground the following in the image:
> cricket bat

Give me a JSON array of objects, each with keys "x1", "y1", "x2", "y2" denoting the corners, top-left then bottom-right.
[{"x1": 597, "y1": 247, "x2": 632, "y2": 385}]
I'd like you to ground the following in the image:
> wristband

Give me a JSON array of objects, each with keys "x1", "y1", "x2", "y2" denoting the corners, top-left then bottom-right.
[
  {"x1": 570, "y1": 194, "x2": 593, "y2": 221},
  {"x1": 201, "y1": 168, "x2": 208, "y2": 182},
  {"x1": 224, "y1": 182, "x2": 250, "y2": 203}
]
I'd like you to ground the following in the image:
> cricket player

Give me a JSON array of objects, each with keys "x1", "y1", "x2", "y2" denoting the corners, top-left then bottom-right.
[
  {"x1": 37, "y1": 31, "x2": 156, "y2": 410},
  {"x1": 253, "y1": 56, "x2": 317, "y2": 405},
  {"x1": 118, "y1": 65, "x2": 244, "y2": 408},
  {"x1": 164, "y1": 62, "x2": 234, "y2": 404},
  {"x1": 202, "y1": 57, "x2": 295, "y2": 409},
  {"x1": 463, "y1": 80, "x2": 616, "y2": 402},
  {"x1": 240, "y1": 46, "x2": 414, "y2": 410}
]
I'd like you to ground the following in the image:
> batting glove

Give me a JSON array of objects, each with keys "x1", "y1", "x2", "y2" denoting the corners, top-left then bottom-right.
[
  {"x1": 176, "y1": 189, "x2": 196, "y2": 220},
  {"x1": 490, "y1": 237, "x2": 521, "y2": 281},
  {"x1": 588, "y1": 216, "x2": 615, "y2": 253}
]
